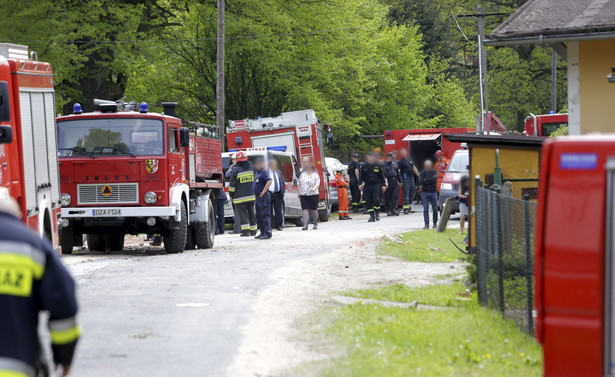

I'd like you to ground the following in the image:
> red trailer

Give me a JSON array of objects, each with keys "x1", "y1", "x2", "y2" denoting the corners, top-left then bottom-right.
[
  {"x1": 0, "y1": 44, "x2": 61, "y2": 250},
  {"x1": 536, "y1": 135, "x2": 615, "y2": 376},
  {"x1": 226, "y1": 109, "x2": 331, "y2": 221},
  {"x1": 384, "y1": 127, "x2": 474, "y2": 167},
  {"x1": 57, "y1": 101, "x2": 223, "y2": 254}
]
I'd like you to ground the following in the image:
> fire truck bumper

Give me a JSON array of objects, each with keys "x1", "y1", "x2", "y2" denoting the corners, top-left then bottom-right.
[{"x1": 61, "y1": 206, "x2": 177, "y2": 218}]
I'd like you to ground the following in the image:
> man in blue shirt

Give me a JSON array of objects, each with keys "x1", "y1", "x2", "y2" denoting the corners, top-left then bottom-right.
[{"x1": 253, "y1": 157, "x2": 273, "y2": 239}]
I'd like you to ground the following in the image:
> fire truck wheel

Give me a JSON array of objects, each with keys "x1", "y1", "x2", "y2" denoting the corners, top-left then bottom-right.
[
  {"x1": 164, "y1": 201, "x2": 187, "y2": 254},
  {"x1": 59, "y1": 225, "x2": 74, "y2": 255},
  {"x1": 195, "y1": 200, "x2": 215, "y2": 249},
  {"x1": 104, "y1": 233, "x2": 125, "y2": 252},
  {"x1": 318, "y1": 207, "x2": 330, "y2": 222},
  {"x1": 87, "y1": 234, "x2": 106, "y2": 252}
]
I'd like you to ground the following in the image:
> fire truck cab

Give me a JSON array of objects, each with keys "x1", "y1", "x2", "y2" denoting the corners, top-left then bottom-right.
[
  {"x1": 0, "y1": 44, "x2": 61, "y2": 250},
  {"x1": 57, "y1": 101, "x2": 223, "y2": 254},
  {"x1": 226, "y1": 109, "x2": 331, "y2": 221},
  {"x1": 524, "y1": 112, "x2": 568, "y2": 137}
]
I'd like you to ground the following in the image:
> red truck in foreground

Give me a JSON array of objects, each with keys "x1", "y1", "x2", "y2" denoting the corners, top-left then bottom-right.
[
  {"x1": 226, "y1": 109, "x2": 331, "y2": 221},
  {"x1": 57, "y1": 101, "x2": 223, "y2": 254},
  {"x1": 0, "y1": 44, "x2": 61, "y2": 250}
]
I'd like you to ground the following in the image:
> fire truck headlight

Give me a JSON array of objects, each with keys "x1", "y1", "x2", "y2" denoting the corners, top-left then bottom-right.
[
  {"x1": 60, "y1": 194, "x2": 71, "y2": 207},
  {"x1": 440, "y1": 183, "x2": 453, "y2": 191},
  {"x1": 144, "y1": 191, "x2": 157, "y2": 204}
]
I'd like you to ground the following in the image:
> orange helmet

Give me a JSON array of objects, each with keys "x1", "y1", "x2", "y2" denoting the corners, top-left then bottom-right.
[{"x1": 235, "y1": 151, "x2": 248, "y2": 162}]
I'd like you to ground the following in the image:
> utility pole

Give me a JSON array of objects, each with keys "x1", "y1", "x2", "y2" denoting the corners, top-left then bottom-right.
[
  {"x1": 216, "y1": 0, "x2": 225, "y2": 149},
  {"x1": 477, "y1": 6, "x2": 491, "y2": 135},
  {"x1": 551, "y1": 49, "x2": 557, "y2": 113}
]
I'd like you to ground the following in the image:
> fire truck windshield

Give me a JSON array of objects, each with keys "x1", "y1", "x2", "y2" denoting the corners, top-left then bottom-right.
[{"x1": 57, "y1": 118, "x2": 164, "y2": 157}]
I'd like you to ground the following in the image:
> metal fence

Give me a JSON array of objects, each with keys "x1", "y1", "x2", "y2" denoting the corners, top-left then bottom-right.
[{"x1": 475, "y1": 184, "x2": 537, "y2": 335}]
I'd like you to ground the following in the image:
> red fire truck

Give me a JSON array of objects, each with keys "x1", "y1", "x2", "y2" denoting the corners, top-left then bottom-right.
[
  {"x1": 226, "y1": 109, "x2": 331, "y2": 221},
  {"x1": 0, "y1": 44, "x2": 61, "y2": 250},
  {"x1": 56, "y1": 101, "x2": 223, "y2": 254},
  {"x1": 524, "y1": 112, "x2": 568, "y2": 137}
]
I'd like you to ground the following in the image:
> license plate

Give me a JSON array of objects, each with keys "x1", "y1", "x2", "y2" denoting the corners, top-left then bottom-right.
[{"x1": 92, "y1": 208, "x2": 122, "y2": 216}]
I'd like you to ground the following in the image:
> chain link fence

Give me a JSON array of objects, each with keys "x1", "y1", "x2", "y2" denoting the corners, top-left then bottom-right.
[{"x1": 475, "y1": 184, "x2": 537, "y2": 335}]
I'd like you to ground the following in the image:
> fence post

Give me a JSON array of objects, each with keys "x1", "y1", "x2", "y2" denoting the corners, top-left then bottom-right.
[
  {"x1": 493, "y1": 187, "x2": 505, "y2": 313},
  {"x1": 475, "y1": 177, "x2": 487, "y2": 305},
  {"x1": 523, "y1": 194, "x2": 534, "y2": 336}
]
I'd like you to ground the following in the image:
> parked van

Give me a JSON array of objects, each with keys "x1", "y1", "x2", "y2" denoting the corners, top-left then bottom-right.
[
  {"x1": 438, "y1": 148, "x2": 469, "y2": 213},
  {"x1": 222, "y1": 147, "x2": 304, "y2": 225}
]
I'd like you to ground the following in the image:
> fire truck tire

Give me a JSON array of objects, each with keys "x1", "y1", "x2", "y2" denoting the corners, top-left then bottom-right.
[
  {"x1": 59, "y1": 225, "x2": 74, "y2": 255},
  {"x1": 185, "y1": 225, "x2": 196, "y2": 250},
  {"x1": 195, "y1": 200, "x2": 215, "y2": 249},
  {"x1": 318, "y1": 207, "x2": 330, "y2": 222},
  {"x1": 164, "y1": 202, "x2": 187, "y2": 254},
  {"x1": 87, "y1": 234, "x2": 106, "y2": 252},
  {"x1": 104, "y1": 233, "x2": 125, "y2": 252}
]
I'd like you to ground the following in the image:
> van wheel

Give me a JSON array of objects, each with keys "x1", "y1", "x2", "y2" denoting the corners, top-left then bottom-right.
[
  {"x1": 293, "y1": 217, "x2": 304, "y2": 227},
  {"x1": 196, "y1": 200, "x2": 215, "y2": 249},
  {"x1": 104, "y1": 233, "x2": 125, "y2": 252},
  {"x1": 87, "y1": 234, "x2": 106, "y2": 252},
  {"x1": 164, "y1": 202, "x2": 187, "y2": 254},
  {"x1": 59, "y1": 225, "x2": 74, "y2": 255}
]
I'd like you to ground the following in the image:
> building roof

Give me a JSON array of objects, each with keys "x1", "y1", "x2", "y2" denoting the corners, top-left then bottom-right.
[
  {"x1": 487, "y1": 0, "x2": 615, "y2": 45},
  {"x1": 444, "y1": 133, "x2": 545, "y2": 148}
]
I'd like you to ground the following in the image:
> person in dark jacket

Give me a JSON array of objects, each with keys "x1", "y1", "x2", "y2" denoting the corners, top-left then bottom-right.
[
  {"x1": 419, "y1": 160, "x2": 439, "y2": 229},
  {"x1": 397, "y1": 148, "x2": 420, "y2": 214},
  {"x1": 213, "y1": 188, "x2": 227, "y2": 235},
  {"x1": 268, "y1": 160, "x2": 285, "y2": 231},
  {"x1": 383, "y1": 153, "x2": 402, "y2": 216},
  {"x1": 0, "y1": 197, "x2": 79, "y2": 377},
  {"x1": 360, "y1": 152, "x2": 387, "y2": 222},
  {"x1": 228, "y1": 152, "x2": 258, "y2": 237},
  {"x1": 253, "y1": 157, "x2": 273, "y2": 239},
  {"x1": 347, "y1": 153, "x2": 362, "y2": 212}
]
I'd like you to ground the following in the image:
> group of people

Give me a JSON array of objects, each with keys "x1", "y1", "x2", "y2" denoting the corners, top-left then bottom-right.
[{"x1": 342, "y1": 148, "x2": 460, "y2": 230}]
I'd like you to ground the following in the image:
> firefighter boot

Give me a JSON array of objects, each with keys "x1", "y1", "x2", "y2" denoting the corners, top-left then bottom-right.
[
  {"x1": 240, "y1": 230, "x2": 250, "y2": 237},
  {"x1": 368, "y1": 211, "x2": 375, "y2": 222},
  {"x1": 375, "y1": 210, "x2": 380, "y2": 221}
]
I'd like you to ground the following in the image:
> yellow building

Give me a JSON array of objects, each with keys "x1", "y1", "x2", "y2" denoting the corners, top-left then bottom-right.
[
  {"x1": 445, "y1": 134, "x2": 544, "y2": 249},
  {"x1": 487, "y1": 0, "x2": 615, "y2": 135}
]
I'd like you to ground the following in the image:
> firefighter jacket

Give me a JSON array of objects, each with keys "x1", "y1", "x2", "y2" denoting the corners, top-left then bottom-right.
[
  {"x1": 334, "y1": 172, "x2": 348, "y2": 188},
  {"x1": 228, "y1": 161, "x2": 256, "y2": 204},
  {"x1": 360, "y1": 162, "x2": 386, "y2": 186},
  {"x1": 0, "y1": 211, "x2": 79, "y2": 377},
  {"x1": 383, "y1": 161, "x2": 402, "y2": 186}
]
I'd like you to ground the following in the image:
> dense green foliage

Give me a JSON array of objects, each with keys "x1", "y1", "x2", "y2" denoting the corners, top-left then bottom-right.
[{"x1": 0, "y1": 0, "x2": 564, "y2": 155}]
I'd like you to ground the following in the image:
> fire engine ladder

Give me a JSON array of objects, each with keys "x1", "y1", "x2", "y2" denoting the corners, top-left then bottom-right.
[{"x1": 298, "y1": 130, "x2": 314, "y2": 162}]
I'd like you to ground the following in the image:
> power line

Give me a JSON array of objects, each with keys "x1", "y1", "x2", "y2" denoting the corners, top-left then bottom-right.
[{"x1": 454, "y1": 16, "x2": 476, "y2": 46}]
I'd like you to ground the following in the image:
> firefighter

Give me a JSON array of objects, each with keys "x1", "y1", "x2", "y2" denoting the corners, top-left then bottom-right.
[
  {"x1": 398, "y1": 148, "x2": 420, "y2": 214},
  {"x1": 383, "y1": 153, "x2": 402, "y2": 216},
  {"x1": 360, "y1": 152, "x2": 386, "y2": 222},
  {"x1": 228, "y1": 151, "x2": 258, "y2": 237},
  {"x1": 334, "y1": 167, "x2": 351, "y2": 220},
  {"x1": 435, "y1": 150, "x2": 450, "y2": 194},
  {"x1": 253, "y1": 157, "x2": 273, "y2": 239},
  {"x1": 347, "y1": 153, "x2": 361, "y2": 213},
  {"x1": 0, "y1": 196, "x2": 80, "y2": 377}
]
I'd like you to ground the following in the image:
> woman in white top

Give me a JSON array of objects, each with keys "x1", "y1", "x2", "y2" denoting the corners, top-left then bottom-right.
[{"x1": 298, "y1": 160, "x2": 321, "y2": 230}]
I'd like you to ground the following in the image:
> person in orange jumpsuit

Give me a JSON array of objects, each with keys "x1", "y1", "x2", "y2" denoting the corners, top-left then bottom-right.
[
  {"x1": 335, "y1": 168, "x2": 352, "y2": 220},
  {"x1": 434, "y1": 150, "x2": 450, "y2": 194}
]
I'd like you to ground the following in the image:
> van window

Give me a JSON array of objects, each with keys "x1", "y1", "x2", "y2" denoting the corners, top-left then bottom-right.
[
  {"x1": 292, "y1": 155, "x2": 301, "y2": 179},
  {"x1": 273, "y1": 154, "x2": 294, "y2": 182}
]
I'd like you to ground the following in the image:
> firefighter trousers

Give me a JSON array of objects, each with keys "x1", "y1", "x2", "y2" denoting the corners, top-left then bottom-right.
[
  {"x1": 255, "y1": 193, "x2": 272, "y2": 237},
  {"x1": 384, "y1": 184, "x2": 399, "y2": 214},
  {"x1": 402, "y1": 176, "x2": 415, "y2": 210},
  {"x1": 236, "y1": 201, "x2": 257, "y2": 234},
  {"x1": 363, "y1": 184, "x2": 381, "y2": 213},
  {"x1": 349, "y1": 180, "x2": 361, "y2": 209},
  {"x1": 338, "y1": 187, "x2": 349, "y2": 216}
]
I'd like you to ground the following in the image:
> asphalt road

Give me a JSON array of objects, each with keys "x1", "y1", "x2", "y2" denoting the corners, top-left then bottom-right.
[{"x1": 63, "y1": 209, "x2": 438, "y2": 376}]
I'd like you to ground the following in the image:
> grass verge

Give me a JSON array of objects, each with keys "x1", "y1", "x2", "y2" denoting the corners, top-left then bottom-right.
[
  {"x1": 379, "y1": 229, "x2": 466, "y2": 263},
  {"x1": 323, "y1": 283, "x2": 542, "y2": 377},
  {"x1": 345, "y1": 282, "x2": 471, "y2": 308}
]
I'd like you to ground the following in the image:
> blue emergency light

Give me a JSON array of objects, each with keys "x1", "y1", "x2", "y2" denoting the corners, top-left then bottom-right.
[
  {"x1": 139, "y1": 102, "x2": 148, "y2": 113},
  {"x1": 267, "y1": 146, "x2": 287, "y2": 152},
  {"x1": 549, "y1": 110, "x2": 555, "y2": 114},
  {"x1": 73, "y1": 103, "x2": 82, "y2": 114}
]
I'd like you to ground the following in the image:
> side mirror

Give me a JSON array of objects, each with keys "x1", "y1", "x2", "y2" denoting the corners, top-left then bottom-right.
[
  {"x1": 0, "y1": 125, "x2": 12, "y2": 144},
  {"x1": 179, "y1": 127, "x2": 190, "y2": 148},
  {"x1": 0, "y1": 81, "x2": 10, "y2": 122}
]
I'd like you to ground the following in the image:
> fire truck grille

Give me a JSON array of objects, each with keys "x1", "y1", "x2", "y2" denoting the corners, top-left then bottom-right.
[{"x1": 77, "y1": 183, "x2": 139, "y2": 205}]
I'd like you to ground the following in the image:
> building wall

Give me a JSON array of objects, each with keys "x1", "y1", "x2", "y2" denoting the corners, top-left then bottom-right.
[
  {"x1": 577, "y1": 39, "x2": 615, "y2": 134},
  {"x1": 567, "y1": 41, "x2": 581, "y2": 135}
]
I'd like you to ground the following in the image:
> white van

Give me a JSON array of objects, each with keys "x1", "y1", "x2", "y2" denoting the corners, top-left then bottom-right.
[{"x1": 222, "y1": 148, "x2": 304, "y2": 226}]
